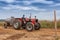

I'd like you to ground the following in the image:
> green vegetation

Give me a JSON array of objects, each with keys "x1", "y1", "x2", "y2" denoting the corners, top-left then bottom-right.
[
  {"x1": 57, "y1": 20, "x2": 60, "y2": 28},
  {"x1": 40, "y1": 20, "x2": 60, "y2": 28},
  {"x1": 0, "y1": 20, "x2": 60, "y2": 28}
]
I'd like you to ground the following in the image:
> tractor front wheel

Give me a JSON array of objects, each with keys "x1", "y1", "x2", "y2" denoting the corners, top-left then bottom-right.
[{"x1": 26, "y1": 22, "x2": 33, "y2": 31}]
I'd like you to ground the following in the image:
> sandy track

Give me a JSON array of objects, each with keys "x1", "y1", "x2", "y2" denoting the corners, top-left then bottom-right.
[{"x1": 0, "y1": 26, "x2": 60, "y2": 40}]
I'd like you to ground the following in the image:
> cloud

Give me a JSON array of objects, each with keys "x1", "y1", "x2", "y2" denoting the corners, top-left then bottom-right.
[
  {"x1": 2, "y1": 6, "x2": 14, "y2": 10},
  {"x1": 15, "y1": 0, "x2": 54, "y2": 6},
  {"x1": 2, "y1": 5, "x2": 47, "y2": 11},
  {"x1": 0, "y1": 0, "x2": 15, "y2": 3},
  {"x1": 51, "y1": 3, "x2": 60, "y2": 7},
  {"x1": 2, "y1": 5, "x2": 33, "y2": 10},
  {"x1": 30, "y1": 0, "x2": 54, "y2": 4},
  {"x1": 34, "y1": 0, "x2": 54, "y2": 4},
  {"x1": 23, "y1": 1, "x2": 32, "y2": 5}
]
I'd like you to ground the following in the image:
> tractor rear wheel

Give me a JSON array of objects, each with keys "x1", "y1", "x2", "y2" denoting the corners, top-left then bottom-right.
[
  {"x1": 13, "y1": 20, "x2": 21, "y2": 30},
  {"x1": 26, "y1": 22, "x2": 33, "y2": 31},
  {"x1": 34, "y1": 23, "x2": 41, "y2": 30}
]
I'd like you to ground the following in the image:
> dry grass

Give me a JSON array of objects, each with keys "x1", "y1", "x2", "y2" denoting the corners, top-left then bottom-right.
[{"x1": 0, "y1": 22, "x2": 5, "y2": 26}]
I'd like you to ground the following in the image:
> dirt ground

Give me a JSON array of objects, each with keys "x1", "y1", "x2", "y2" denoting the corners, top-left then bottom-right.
[{"x1": 0, "y1": 26, "x2": 60, "y2": 40}]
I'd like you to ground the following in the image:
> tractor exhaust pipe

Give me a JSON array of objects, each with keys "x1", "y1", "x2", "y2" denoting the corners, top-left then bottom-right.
[
  {"x1": 29, "y1": 13, "x2": 31, "y2": 22},
  {"x1": 29, "y1": 13, "x2": 31, "y2": 19}
]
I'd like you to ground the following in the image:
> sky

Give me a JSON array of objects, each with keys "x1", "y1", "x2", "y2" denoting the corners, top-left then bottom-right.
[{"x1": 0, "y1": 0, "x2": 60, "y2": 20}]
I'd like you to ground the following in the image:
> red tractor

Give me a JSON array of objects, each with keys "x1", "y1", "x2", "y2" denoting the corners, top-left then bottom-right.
[{"x1": 4, "y1": 15, "x2": 41, "y2": 31}]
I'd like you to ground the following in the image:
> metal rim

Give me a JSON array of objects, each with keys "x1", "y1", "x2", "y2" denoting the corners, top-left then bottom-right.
[
  {"x1": 26, "y1": 24, "x2": 33, "y2": 31},
  {"x1": 14, "y1": 22, "x2": 19, "y2": 28}
]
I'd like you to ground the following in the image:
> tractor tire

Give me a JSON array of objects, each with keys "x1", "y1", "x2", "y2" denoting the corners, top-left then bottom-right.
[
  {"x1": 34, "y1": 23, "x2": 41, "y2": 30},
  {"x1": 4, "y1": 23, "x2": 7, "y2": 28},
  {"x1": 4, "y1": 22, "x2": 10, "y2": 28},
  {"x1": 13, "y1": 20, "x2": 21, "y2": 30},
  {"x1": 26, "y1": 22, "x2": 33, "y2": 31}
]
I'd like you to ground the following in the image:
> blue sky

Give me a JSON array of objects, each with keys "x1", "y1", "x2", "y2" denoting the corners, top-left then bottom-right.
[{"x1": 0, "y1": 0, "x2": 60, "y2": 20}]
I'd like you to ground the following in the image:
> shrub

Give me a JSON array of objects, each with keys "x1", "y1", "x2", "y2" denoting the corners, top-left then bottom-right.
[{"x1": 40, "y1": 20, "x2": 60, "y2": 28}]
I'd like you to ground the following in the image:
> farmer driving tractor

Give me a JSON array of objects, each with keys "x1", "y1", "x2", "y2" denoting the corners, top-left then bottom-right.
[{"x1": 22, "y1": 15, "x2": 26, "y2": 29}]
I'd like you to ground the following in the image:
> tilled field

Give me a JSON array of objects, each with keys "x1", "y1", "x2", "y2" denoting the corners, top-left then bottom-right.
[{"x1": 0, "y1": 26, "x2": 60, "y2": 40}]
